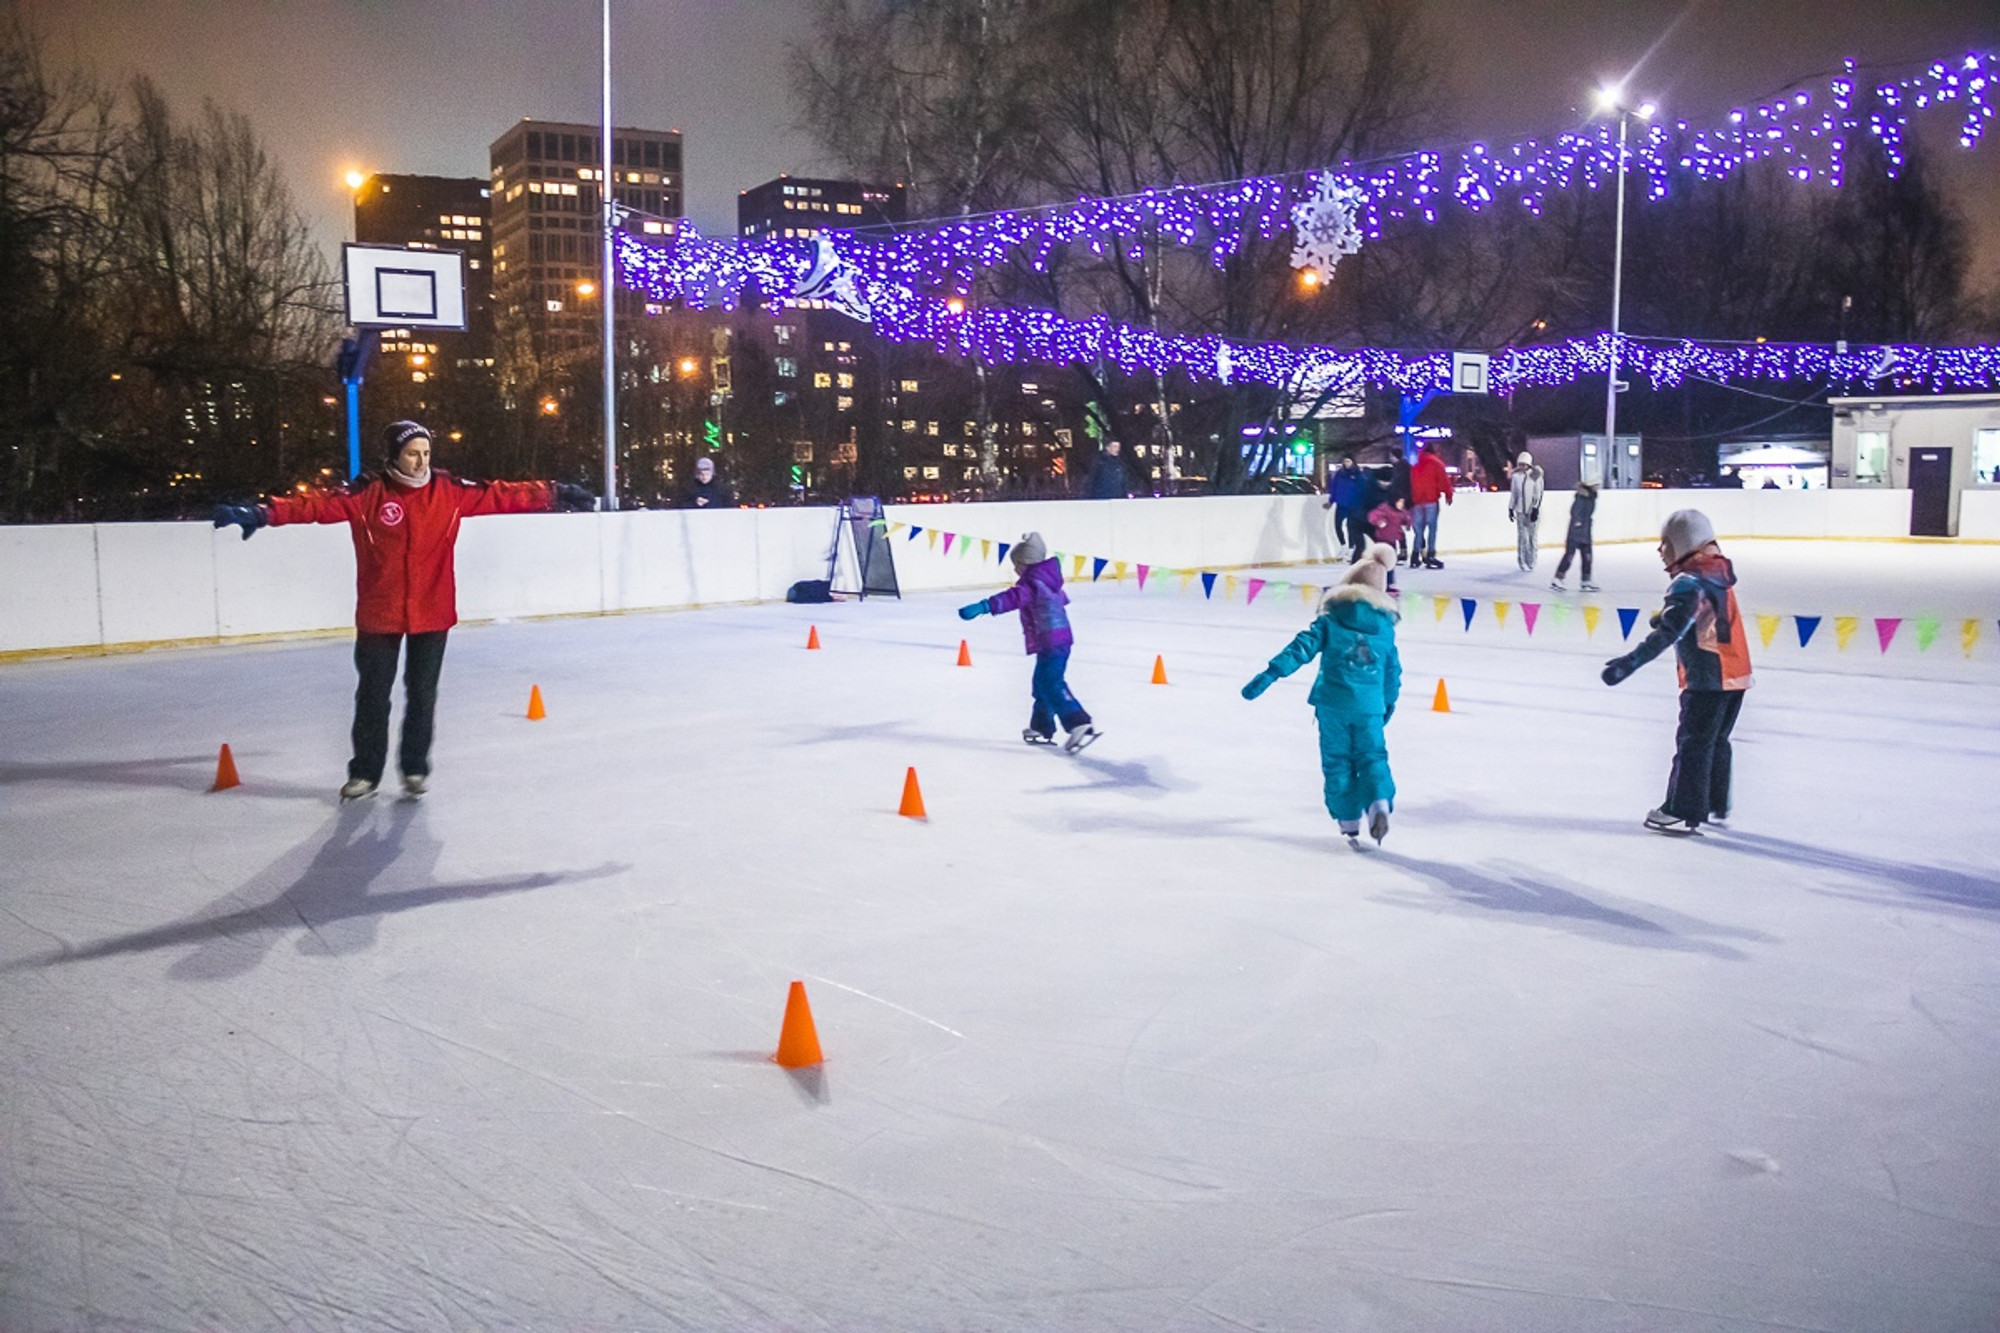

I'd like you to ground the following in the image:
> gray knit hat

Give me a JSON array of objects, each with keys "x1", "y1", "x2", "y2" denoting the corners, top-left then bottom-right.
[
  {"x1": 1659, "y1": 509, "x2": 1716, "y2": 564},
  {"x1": 1011, "y1": 531, "x2": 1048, "y2": 568},
  {"x1": 1334, "y1": 542, "x2": 1397, "y2": 597}
]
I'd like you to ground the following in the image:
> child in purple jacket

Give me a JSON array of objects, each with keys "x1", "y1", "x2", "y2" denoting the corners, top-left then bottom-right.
[{"x1": 959, "y1": 531, "x2": 1102, "y2": 753}]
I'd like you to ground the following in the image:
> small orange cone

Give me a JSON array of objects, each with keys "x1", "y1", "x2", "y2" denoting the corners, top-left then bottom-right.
[
  {"x1": 897, "y1": 766, "x2": 927, "y2": 819},
  {"x1": 956, "y1": 639, "x2": 973, "y2": 666},
  {"x1": 1150, "y1": 654, "x2": 1169, "y2": 685},
  {"x1": 527, "y1": 685, "x2": 547, "y2": 720},
  {"x1": 807, "y1": 625, "x2": 822, "y2": 650},
  {"x1": 773, "y1": 980, "x2": 824, "y2": 1068},
  {"x1": 211, "y1": 744, "x2": 241, "y2": 792},
  {"x1": 1432, "y1": 678, "x2": 1451, "y2": 712}
]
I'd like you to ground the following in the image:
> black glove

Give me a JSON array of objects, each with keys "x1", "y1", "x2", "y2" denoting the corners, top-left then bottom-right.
[
  {"x1": 1601, "y1": 657, "x2": 1637, "y2": 686},
  {"x1": 1530, "y1": 507, "x2": 1539, "y2": 522},
  {"x1": 553, "y1": 483, "x2": 598, "y2": 512},
  {"x1": 212, "y1": 503, "x2": 267, "y2": 540},
  {"x1": 1508, "y1": 509, "x2": 1515, "y2": 522}
]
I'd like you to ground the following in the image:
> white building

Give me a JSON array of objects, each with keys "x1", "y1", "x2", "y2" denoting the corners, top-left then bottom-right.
[{"x1": 1829, "y1": 393, "x2": 2000, "y2": 537}]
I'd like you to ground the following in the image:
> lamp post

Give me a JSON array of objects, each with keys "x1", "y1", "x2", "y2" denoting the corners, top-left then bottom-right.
[
  {"x1": 599, "y1": 0, "x2": 619, "y2": 510},
  {"x1": 1595, "y1": 86, "x2": 1655, "y2": 476}
]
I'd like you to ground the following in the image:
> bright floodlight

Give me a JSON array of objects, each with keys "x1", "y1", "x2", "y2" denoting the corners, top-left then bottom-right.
[
  {"x1": 1596, "y1": 85, "x2": 1623, "y2": 112},
  {"x1": 344, "y1": 170, "x2": 367, "y2": 191},
  {"x1": 1638, "y1": 101, "x2": 1659, "y2": 120}
]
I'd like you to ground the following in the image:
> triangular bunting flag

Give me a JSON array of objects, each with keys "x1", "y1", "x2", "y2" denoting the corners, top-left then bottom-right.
[
  {"x1": 997, "y1": 541, "x2": 1012, "y2": 565},
  {"x1": 1180, "y1": 570, "x2": 1195, "y2": 593},
  {"x1": 1874, "y1": 617, "x2": 1901, "y2": 654},
  {"x1": 1136, "y1": 564, "x2": 1149, "y2": 591},
  {"x1": 1493, "y1": 600, "x2": 1511, "y2": 629},
  {"x1": 1246, "y1": 578, "x2": 1266, "y2": 605},
  {"x1": 1072, "y1": 554, "x2": 1087, "y2": 581},
  {"x1": 1548, "y1": 600, "x2": 1569, "y2": 628},
  {"x1": 1835, "y1": 616, "x2": 1858, "y2": 650},
  {"x1": 1914, "y1": 616, "x2": 1939, "y2": 651},
  {"x1": 1433, "y1": 594, "x2": 1449, "y2": 622},
  {"x1": 1224, "y1": 575, "x2": 1239, "y2": 600},
  {"x1": 1113, "y1": 560, "x2": 1128, "y2": 582},
  {"x1": 1303, "y1": 584, "x2": 1319, "y2": 608},
  {"x1": 942, "y1": 532, "x2": 955, "y2": 555},
  {"x1": 1755, "y1": 613, "x2": 1780, "y2": 648},
  {"x1": 1460, "y1": 598, "x2": 1476, "y2": 631},
  {"x1": 1521, "y1": 603, "x2": 1540, "y2": 635},
  {"x1": 1582, "y1": 605, "x2": 1602, "y2": 637},
  {"x1": 980, "y1": 539, "x2": 992, "y2": 561},
  {"x1": 926, "y1": 529, "x2": 938, "y2": 550},
  {"x1": 1617, "y1": 607, "x2": 1640, "y2": 640},
  {"x1": 1962, "y1": 619, "x2": 1982, "y2": 657},
  {"x1": 1091, "y1": 557, "x2": 1108, "y2": 581},
  {"x1": 962, "y1": 533, "x2": 976, "y2": 558},
  {"x1": 888, "y1": 520, "x2": 907, "y2": 535},
  {"x1": 1201, "y1": 572, "x2": 1217, "y2": 599},
  {"x1": 1795, "y1": 615, "x2": 1821, "y2": 648},
  {"x1": 906, "y1": 524, "x2": 923, "y2": 542}
]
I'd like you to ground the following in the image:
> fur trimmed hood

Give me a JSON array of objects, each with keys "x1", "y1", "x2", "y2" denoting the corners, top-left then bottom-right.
[{"x1": 1323, "y1": 582, "x2": 1400, "y2": 617}]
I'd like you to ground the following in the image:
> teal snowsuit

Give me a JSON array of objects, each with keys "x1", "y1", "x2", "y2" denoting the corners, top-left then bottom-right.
[{"x1": 1256, "y1": 588, "x2": 1403, "y2": 823}]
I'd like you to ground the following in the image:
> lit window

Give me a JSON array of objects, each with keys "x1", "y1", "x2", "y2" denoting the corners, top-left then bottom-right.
[
  {"x1": 776, "y1": 357, "x2": 797, "y2": 378},
  {"x1": 836, "y1": 395, "x2": 854, "y2": 411},
  {"x1": 836, "y1": 373, "x2": 854, "y2": 389},
  {"x1": 903, "y1": 466, "x2": 917, "y2": 478},
  {"x1": 1021, "y1": 382, "x2": 1038, "y2": 393},
  {"x1": 945, "y1": 443, "x2": 959, "y2": 457},
  {"x1": 926, "y1": 421, "x2": 939, "y2": 436},
  {"x1": 902, "y1": 420, "x2": 917, "y2": 433},
  {"x1": 900, "y1": 379, "x2": 919, "y2": 392},
  {"x1": 813, "y1": 372, "x2": 832, "y2": 388},
  {"x1": 1975, "y1": 428, "x2": 2000, "y2": 485},
  {"x1": 774, "y1": 325, "x2": 792, "y2": 344},
  {"x1": 1855, "y1": 431, "x2": 1888, "y2": 485},
  {"x1": 923, "y1": 466, "x2": 940, "y2": 479},
  {"x1": 547, "y1": 299, "x2": 564, "y2": 312}
]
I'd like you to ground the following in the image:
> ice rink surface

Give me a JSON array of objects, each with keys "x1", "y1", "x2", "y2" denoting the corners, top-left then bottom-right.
[{"x1": 3, "y1": 538, "x2": 1998, "y2": 1331}]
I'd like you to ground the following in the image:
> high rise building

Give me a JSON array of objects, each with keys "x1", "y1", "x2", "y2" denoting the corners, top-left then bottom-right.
[
  {"x1": 351, "y1": 173, "x2": 493, "y2": 374},
  {"x1": 737, "y1": 176, "x2": 906, "y2": 241},
  {"x1": 488, "y1": 118, "x2": 684, "y2": 362}
]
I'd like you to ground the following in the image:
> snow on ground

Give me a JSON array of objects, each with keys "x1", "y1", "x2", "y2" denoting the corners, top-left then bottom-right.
[{"x1": 2, "y1": 539, "x2": 1997, "y2": 1331}]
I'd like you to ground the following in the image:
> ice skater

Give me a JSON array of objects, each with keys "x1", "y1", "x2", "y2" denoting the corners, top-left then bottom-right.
[
  {"x1": 1241, "y1": 543, "x2": 1402, "y2": 847},
  {"x1": 1600, "y1": 509, "x2": 1753, "y2": 835},
  {"x1": 1509, "y1": 451, "x2": 1544, "y2": 571},
  {"x1": 958, "y1": 532, "x2": 1101, "y2": 753},
  {"x1": 1550, "y1": 481, "x2": 1599, "y2": 592},
  {"x1": 213, "y1": 420, "x2": 595, "y2": 800},
  {"x1": 1368, "y1": 495, "x2": 1413, "y2": 567}
]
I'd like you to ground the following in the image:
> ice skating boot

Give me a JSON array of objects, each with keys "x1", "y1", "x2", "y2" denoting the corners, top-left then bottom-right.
[
  {"x1": 1644, "y1": 806, "x2": 1700, "y2": 835},
  {"x1": 339, "y1": 778, "x2": 377, "y2": 802},
  {"x1": 1339, "y1": 818, "x2": 1362, "y2": 849},
  {"x1": 1062, "y1": 724, "x2": 1101, "y2": 755},
  {"x1": 1022, "y1": 728, "x2": 1057, "y2": 747},
  {"x1": 1580, "y1": 581, "x2": 1601, "y2": 593},
  {"x1": 402, "y1": 774, "x2": 428, "y2": 797},
  {"x1": 1549, "y1": 577, "x2": 1566, "y2": 591},
  {"x1": 1423, "y1": 555, "x2": 1444, "y2": 570},
  {"x1": 1367, "y1": 800, "x2": 1391, "y2": 844}
]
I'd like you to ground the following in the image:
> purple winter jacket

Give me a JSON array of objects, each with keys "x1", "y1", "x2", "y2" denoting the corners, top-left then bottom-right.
[{"x1": 985, "y1": 558, "x2": 1074, "y2": 655}]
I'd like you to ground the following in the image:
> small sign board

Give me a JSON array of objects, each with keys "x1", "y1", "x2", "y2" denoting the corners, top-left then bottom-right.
[
  {"x1": 343, "y1": 243, "x2": 467, "y2": 330},
  {"x1": 1451, "y1": 351, "x2": 1490, "y2": 395}
]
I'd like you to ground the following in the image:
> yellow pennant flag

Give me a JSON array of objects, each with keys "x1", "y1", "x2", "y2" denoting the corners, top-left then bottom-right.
[
  {"x1": 980, "y1": 538, "x2": 992, "y2": 561},
  {"x1": 887, "y1": 520, "x2": 906, "y2": 535},
  {"x1": 1755, "y1": 613, "x2": 1781, "y2": 649},
  {"x1": 1224, "y1": 574, "x2": 1239, "y2": 600},
  {"x1": 926, "y1": 529, "x2": 938, "y2": 550},
  {"x1": 1582, "y1": 605, "x2": 1602, "y2": 637},
  {"x1": 1834, "y1": 616, "x2": 1858, "y2": 650},
  {"x1": 1962, "y1": 619, "x2": 1981, "y2": 657},
  {"x1": 1493, "y1": 600, "x2": 1511, "y2": 629},
  {"x1": 1433, "y1": 594, "x2": 1449, "y2": 622},
  {"x1": 1072, "y1": 554, "x2": 1087, "y2": 581},
  {"x1": 1113, "y1": 560, "x2": 1128, "y2": 582},
  {"x1": 1303, "y1": 583, "x2": 1318, "y2": 608},
  {"x1": 1179, "y1": 570, "x2": 1194, "y2": 593}
]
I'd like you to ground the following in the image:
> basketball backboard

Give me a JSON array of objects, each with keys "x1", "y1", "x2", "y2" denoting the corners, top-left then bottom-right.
[{"x1": 343, "y1": 244, "x2": 467, "y2": 330}]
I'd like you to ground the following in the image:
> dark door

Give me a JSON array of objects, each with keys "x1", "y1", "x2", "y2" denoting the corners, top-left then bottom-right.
[{"x1": 1909, "y1": 447, "x2": 1953, "y2": 537}]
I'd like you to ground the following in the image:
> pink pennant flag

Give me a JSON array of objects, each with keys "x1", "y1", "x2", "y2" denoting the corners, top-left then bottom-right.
[
  {"x1": 1136, "y1": 564, "x2": 1149, "y2": 591},
  {"x1": 942, "y1": 532, "x2": 955, "y2": 555},
  {"x1": 1521, "y1": 603, "x2": 1541, "y2": 636},
  {"x1": 1874, "y1": 617, "x2": 1901, "y2": 654},
  {"x1": 1246, "y1": 578, "x2": 1266, "y2": 605}
]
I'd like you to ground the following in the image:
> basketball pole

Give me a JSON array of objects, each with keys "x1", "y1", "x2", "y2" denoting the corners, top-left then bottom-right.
[{"x1": 599, "y1": 0, "x2": 619, "y2": 511}]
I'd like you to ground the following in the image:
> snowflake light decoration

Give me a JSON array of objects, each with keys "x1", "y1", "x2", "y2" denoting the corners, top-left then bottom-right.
[{"x1": 1289, "y1": 173, "x2": 1366, "y2": 277}]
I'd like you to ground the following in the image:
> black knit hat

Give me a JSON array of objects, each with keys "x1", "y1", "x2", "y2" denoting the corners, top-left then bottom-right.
[{"x1": 383, "y1": 420, "x2": 432, "y2": 457}]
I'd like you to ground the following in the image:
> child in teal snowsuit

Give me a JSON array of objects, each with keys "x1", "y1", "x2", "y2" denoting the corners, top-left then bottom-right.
[{"x1": 1242, "y1": 543, "x2": 1403, "y2": 844}]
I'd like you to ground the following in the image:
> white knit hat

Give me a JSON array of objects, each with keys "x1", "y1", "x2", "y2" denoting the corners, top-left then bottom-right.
[
  {"x1": 1336, "y1": 542, "x2": 1397, "y2": 596},
  {"x1": 1011, "y1": 531, "x2": 1048, "y2": 568},
  {"x1": 1659, "y1": 509, "x2": 1716, "y2": 563},
  {"x1": 1517, "y1": 450, "x2": 1534, "y2": 466}
]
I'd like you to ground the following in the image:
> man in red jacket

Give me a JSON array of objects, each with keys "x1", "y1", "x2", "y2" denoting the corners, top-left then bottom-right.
[
  {"x1": 1407, "y1": 443, "x2": 1455, "y2": 569},
  {"x1": 215, "y1": 420, "x2": 595, "y2": 800}
]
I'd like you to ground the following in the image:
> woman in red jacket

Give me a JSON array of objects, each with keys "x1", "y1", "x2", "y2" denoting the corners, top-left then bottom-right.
[
  {"x1": 1407, "y1": 443, "x2": 1455, "y2": 569},
  {"x1": 215, "y1": 420, "x2": 594, "y2": 800}
]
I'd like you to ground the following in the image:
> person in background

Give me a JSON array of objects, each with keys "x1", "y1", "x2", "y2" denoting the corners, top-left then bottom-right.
[
  {"x1": 1323, "y1": 455, "x2": 1369, "y2": 559},
  {"x1": 1509, "y1": 450, "x2": 1544, "y2": 571},
  {"x1": 1368, "y1": 494, "x2": 1413, "y2": 566},
  {"x1": 1600, "y1": 509, "x2": 1753, "y2": 835},
  {"x1": 683, "y1": 456, "x2": 736, "y2": 508},
  {"x1": 1408, "y1": 443, "x2": 1454, "y2": 569},
  {"x1": 212, "y1": 420, "x2": 595, "y2": 800},
  {"x1": 1088, "y1": 439, "x2": 1131, "y2": 500},
  {"x1": 1550, "y1": 481, "x2": 1600, "y2": 593},
  {"x1": 959, "y1": 532, "x2": 1101, "y2": 754}
]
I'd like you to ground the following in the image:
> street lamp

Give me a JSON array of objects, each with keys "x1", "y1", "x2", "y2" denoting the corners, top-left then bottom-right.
[
  {"x1": 1594, "y1": 85, "x2": 1655, "y2": 473},
  {"x1": 599, "y1": 0, "x2": 618, "y2": 511}
]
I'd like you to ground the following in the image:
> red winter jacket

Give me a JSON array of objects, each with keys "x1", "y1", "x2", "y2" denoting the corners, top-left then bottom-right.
[
  {"x1": 1409, "y1": 451, "x2": 1455, "y2": 507},
  {"x1": 265, "y1": 470, "x2": 554, "y2": 634}
]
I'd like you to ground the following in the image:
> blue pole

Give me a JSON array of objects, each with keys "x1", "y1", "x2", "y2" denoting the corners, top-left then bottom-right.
[{"x1": 345, "y1": 376, "x2": 362, "y2": 479}]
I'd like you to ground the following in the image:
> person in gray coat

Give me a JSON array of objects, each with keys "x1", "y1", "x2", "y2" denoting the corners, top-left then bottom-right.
[
  {"x1": 1550, "y1": 481, "x2": 1600, "y2": 592},
  {"x1": 1508, "y1": 451, "x2": 1544, "y2": 570}
]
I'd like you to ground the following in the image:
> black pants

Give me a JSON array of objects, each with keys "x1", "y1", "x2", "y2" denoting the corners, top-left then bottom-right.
[
  {"x1": 1664, "y1": 689, "x2": 1744, "y2": 825},
  {"x1": 1556, "y1": 539, "x2": 1593, "y2": 581},
  {"x1": 351, "y1": 631, "x2": 449, "y2": 785}
]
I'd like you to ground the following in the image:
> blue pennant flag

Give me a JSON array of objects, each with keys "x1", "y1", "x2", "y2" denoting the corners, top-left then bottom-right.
[
  {"x1": 1795, "y1": 614, "x2": 1821, "y2": 648},
  {"x1": 1091, "y1": 557, "x2": 1108, "y2": 581},
  {"x1": 907, "y1": 525, "x2": 923, "y2": 542},
  {"x1": 1460, "y1": 598, "x2": 1476, "y2": 631},
  {"x1": 1201, "y1": 572, "x2": 1217, "y2": 599},
  {"x1": 996, "y1": 541, "x2": 1011, "y2": 564},
  {"x1": 1617, "y1": 607, "x2": 1640, "y2": 640}
]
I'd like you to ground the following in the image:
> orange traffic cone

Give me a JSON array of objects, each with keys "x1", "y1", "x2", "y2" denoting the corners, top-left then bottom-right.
[
  {"x1": 774, "y1": 980, "x2": 824, "y2": 1068},
  {"x1": 956, "y1": 639, "x2": 973, "y2": 667},
  {"x1": 1431, "y1": 678, "x2": 1451, "y2": 712},
  {"x1": 527, "y1": 685, "x2": 547, "y2": 720},
  {"x1": 211, "y1": 743, "x2": 241, "y2": 792},
  {"x1": 1150, "y1": 654, "x2": 1169, "y2": 685},
  {"x1": 807, "y1": 625, "x2": 822, "y2": 650},
  {"x1": 898, "y1": 766, "x2": 927, "y2": 818}
]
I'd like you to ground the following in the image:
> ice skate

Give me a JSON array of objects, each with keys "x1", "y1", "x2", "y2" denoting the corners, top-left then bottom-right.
[
  {"x1": 1580, "y1": 581, "x2": 1601, "y2": 593},
  {"x1": 1549, "y1": 578, "x2": 1566, "y2": 591},
  {"x1": 1367, "y1": 800, "x2": 1391, "y2": 845},
  {"x1": 339, "y1": 778, "x2": 377, "y2": 802},
  {"x1": 402, "y1": 773, "x2": 428, "y2": 797},
  {"x1": 1062, "y1": 724, "x2": 1101, "y2": 755},
  {"x1": 1423, "y1": 556, "x2": 1444, "y2": 570},
  {"x1": 1022, "y1": 728, "x2": 1057, "y2": 747},
  {"x1": 1338, "y1": 819, "x2": 1363, "y2": 849},
  {"x1": 1644, "y1": 806, "x2": 1700, "y2": 835},
  {"x1": 1705, "y1": 810, "x2": 1728, "y2": 829}
]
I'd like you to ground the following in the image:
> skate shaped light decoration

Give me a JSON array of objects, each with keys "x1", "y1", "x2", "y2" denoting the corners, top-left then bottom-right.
[{"x1": 1289, "y1": 172, "x2": 1365, "y2": 280}]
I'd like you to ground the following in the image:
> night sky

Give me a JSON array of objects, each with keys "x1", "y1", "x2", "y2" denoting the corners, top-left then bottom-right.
[{"x1": 23, "y1": 0, "x2": 2000, "y2": 286}]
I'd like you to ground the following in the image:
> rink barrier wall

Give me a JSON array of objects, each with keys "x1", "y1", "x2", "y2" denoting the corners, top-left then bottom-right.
[{"x1": 0, "y1": 487, "x2": 1921, "y2": 658}]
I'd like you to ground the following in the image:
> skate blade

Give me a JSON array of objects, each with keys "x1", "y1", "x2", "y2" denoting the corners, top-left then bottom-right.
[{"x1": 1062, "y1": 729, "x2": 1101, "y2": 755}]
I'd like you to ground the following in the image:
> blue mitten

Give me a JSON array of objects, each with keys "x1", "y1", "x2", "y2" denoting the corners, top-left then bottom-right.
[
  {"x1": 212, "y1": 503, "x2": 267, "y2": 540},
  {"x1": 1601, "y1": 657, "x2": 1636, "y2": 686},
  {"x1": 1241, "y1": 671, "x2": 1276, "y2": 700},
  {"x1": 957, "y1": 601, "x2": 989, "y2": 621}
]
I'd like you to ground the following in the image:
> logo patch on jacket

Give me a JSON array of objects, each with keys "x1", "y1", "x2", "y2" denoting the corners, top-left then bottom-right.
[{"x1": 379, "y1": 501, "x2": 405, "y2": 527}]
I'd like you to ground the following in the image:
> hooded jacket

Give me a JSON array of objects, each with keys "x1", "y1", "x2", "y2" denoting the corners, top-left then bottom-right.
[
  {"x1": 1611, "y1": 548, "x2": 1754, "y2": 691},
  {"x1": 1566, "y1": 487, "x2": 1598, "y2": 544},
  {"x1": 1260, "y1": 585, "x2": 1403, "y2": 718},
  {"x1": 265, "y1": 470, "x2": 554, "y2": 635},
  {"x1": 984, "y1": 557, "x2": 1075, "y2": 655},
  {"x1": 1409, "y1": 450, "x2": 1454, "y2": 507},
  {"x1": 1510, "y1": 463, "x2": 1544, "y2": 521}
]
